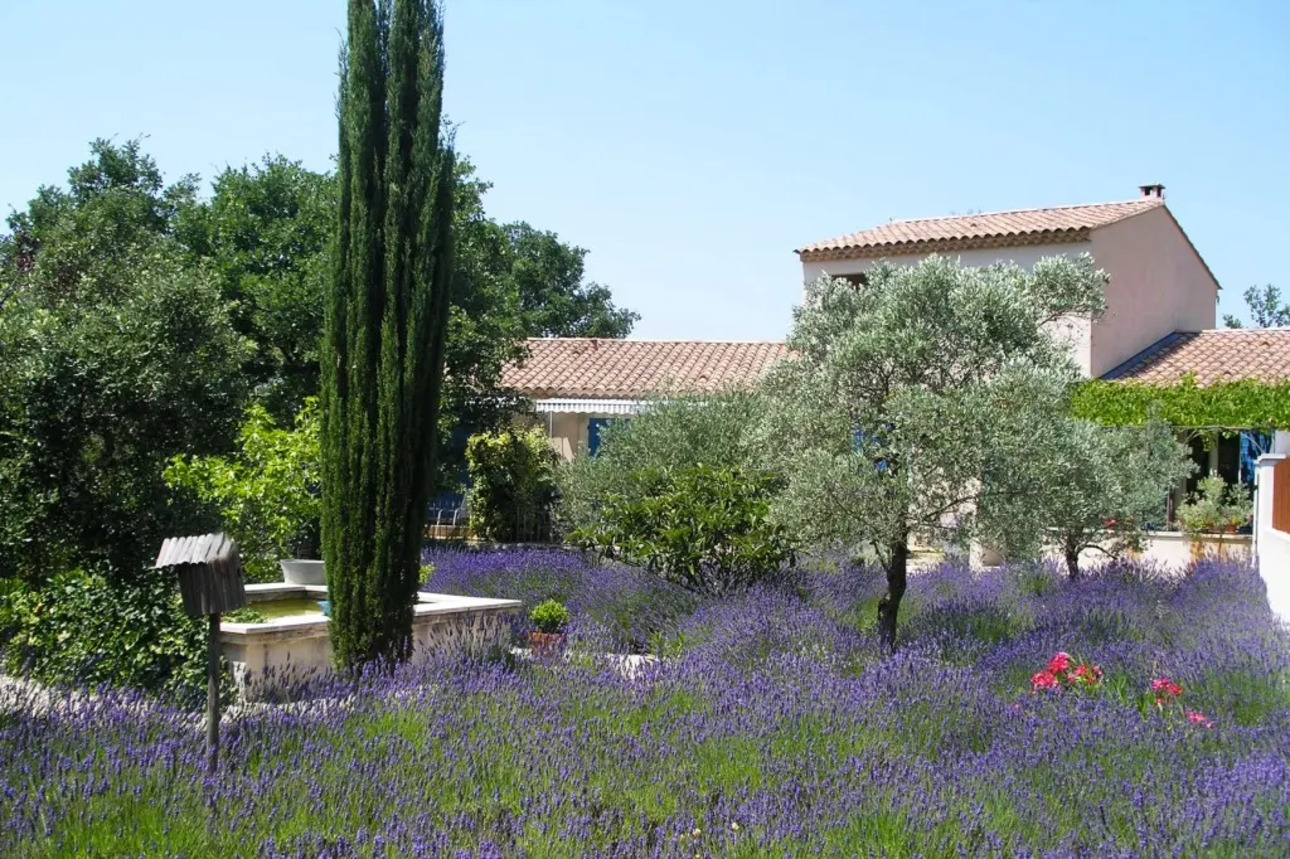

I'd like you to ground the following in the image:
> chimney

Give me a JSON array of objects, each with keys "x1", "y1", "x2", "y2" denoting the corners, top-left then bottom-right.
[{"x1": 1139, "y1": 183, "x2": 1165, "y2": 199}]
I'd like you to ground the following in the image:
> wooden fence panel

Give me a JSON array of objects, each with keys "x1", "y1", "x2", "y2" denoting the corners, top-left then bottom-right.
[{"x1": 1274, "y1": 458, "x2": 1290, "y2": 534}]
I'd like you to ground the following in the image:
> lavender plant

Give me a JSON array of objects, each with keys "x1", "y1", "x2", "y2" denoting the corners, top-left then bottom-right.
[{"x1": 1, "y1": 552, "x2": 1286, "y2": 857}]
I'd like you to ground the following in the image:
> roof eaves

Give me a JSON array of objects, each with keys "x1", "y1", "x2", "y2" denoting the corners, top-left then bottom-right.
[{"x1": 796, "y1": 227, "x2": 1092, "y2": 263}]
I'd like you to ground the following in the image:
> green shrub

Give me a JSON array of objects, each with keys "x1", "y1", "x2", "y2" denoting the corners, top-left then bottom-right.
[
  {"x1": 465, "y1": 428, "x2": 557, "y2": 542},
  {"x1": 164, "y1": 399, "x2": 321, "y2": 581},
  {"x1": 529, "y1": 599, "x2": 570, "y2": 634},
  {"x1": 571, "y1": 464, "x2": 795, "y2": 595},
  {"x1": 1, "y1": 567, "x2": 214, "y2": 703},
  {"x1": 555, "y1": 390, "x2": 762, "y2": 534}
]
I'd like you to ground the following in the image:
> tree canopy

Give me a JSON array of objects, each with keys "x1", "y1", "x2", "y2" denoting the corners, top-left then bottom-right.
[
  {"x1": 0, "y1": 135, "x2": 637, "y2": 581},
  {"x1": 1223, "y1": 284, "x2": 1290, "y2": 329},
  {"x1": 759, "y1": 254, "x2": 1109, "y2": 648}
]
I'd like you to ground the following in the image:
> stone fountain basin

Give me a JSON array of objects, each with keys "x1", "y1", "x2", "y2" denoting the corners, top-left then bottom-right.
[{"x1": 221, "y1": 583, "x2": 520, "y2": 700}]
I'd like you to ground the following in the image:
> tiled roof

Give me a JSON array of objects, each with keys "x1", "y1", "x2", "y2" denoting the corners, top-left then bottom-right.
[
  {"x1": 1101, "y1": 329, "x2": 1290, "y2": 386},
  {"x1": 502, "y1": 338, "x2": 788, "y2": 400},
  {"x1": 798, "y1": 198, "x2": 1165, "y2": 261}
]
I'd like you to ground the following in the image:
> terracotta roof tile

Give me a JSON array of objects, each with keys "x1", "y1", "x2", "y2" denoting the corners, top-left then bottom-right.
[
  {"x1": 1101, "y1": 329, "x2": 1290, "y2": 386},
  {"x1": 799, "y1": 198, "x2": 1164, "y2": 261},
  {"x1": 502, "y1": 338, "x2": 788, "y2": 400}
]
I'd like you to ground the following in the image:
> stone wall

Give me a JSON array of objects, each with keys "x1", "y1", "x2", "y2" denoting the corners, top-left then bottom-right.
[{"x1": 222, "y1": 587, "x2": 521, "y2": 701}]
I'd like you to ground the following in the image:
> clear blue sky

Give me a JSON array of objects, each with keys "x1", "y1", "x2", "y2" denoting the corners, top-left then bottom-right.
[{"x1": 2, "y1": 1, "x2": 1287, "y2": 338}]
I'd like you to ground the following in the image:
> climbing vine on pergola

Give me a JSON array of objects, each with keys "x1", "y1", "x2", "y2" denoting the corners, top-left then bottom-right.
[{"x1": 1072, "y1": 376, "x2": 1290, "y2": 433}]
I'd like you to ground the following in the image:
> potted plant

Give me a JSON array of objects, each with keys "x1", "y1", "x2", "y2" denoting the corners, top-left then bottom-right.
[
  {"x1": 528, "y1": 599, "x2": 570, "y2": 658},
  {"x1": 1177, "y1": 476, "x2": 1252, "y2": 560}
]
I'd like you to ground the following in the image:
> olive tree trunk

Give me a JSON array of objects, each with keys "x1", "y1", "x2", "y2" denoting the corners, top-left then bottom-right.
[{"x1": 877, "y1": 536, "x2": 909, "y2": 653}]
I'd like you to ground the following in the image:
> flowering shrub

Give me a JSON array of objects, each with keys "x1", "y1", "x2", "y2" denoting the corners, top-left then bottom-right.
[
  {"x1": 0, "y1": 556, "x2": 1284, "y2": 856},
  {"x1": 1030, "y1": 651, "x2": 1104, "y2": 693},
  {"x1": 1148, "y1": 675, "x2": 1215, "y2": 727}
]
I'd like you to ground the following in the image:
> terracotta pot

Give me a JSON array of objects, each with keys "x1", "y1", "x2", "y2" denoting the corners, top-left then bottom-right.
[{"x1": 528, "y1": 631, "x2": 566, "y2": 658}]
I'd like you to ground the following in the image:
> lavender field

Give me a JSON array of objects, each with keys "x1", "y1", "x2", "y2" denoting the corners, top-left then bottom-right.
[{"x1": 2, "y1": 550, "x2": 1288, "y2": 857}]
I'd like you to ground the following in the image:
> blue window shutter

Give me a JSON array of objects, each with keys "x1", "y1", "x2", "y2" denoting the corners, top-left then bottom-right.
[
  {"x1": 1239, "y1": 431, "x2": 1271, "y2": 486},
  {"x1": 588, "y1": 418, "x2": 609, "y2": 456}
]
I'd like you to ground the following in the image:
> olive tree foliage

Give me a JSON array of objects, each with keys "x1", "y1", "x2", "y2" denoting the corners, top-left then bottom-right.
[
  {"x1": 1012, "y1": 419, "x2": 1193, "y2": 580},
  {"x1": 758, "y1": 254, "x2": 1108, "y2": 650},
  {"x1": 1222, "y1": 284, "x2": 1290, "y2": 329},
  {"x1": 554, "y1": 389, "x2": 763, "y2": 534}
]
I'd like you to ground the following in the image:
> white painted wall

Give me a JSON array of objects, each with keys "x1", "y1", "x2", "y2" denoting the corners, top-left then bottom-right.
[
  {"x1": 1089, "y1": 206, "x2": 1218, "y2": 377},
  {"x1": 801, "y1": 241, "x2": 1096, "y2": 374},
  {"x1": 1254, "y1": 454, "x2": 1290, "y2": 625}
]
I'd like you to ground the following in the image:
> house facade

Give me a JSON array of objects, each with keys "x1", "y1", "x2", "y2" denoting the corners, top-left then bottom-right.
[
  {"x1": 797, "y1": 185, "x2": 1219, "y2": 378},
  {"x1": 503, "y1": 185, "x2": 1290, "y2": 495}
]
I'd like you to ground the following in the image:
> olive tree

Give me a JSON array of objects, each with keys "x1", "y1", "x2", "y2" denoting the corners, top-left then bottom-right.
[
  {"x1": 1021, "y1": 418, "x2": 1192, "y2": 579},
  {"x1": 759, "y1": 254, "x2": 1107, "y2": 650}
]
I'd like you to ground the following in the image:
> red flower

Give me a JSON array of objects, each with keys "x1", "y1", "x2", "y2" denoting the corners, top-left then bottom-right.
[
  {"x1": 1069, "y1": 664, "x2": 1102, "y2": 686},
  {"x1": 1150, "y1": 677, "x2": 1183, "y2": 697},
  {"x1": 1030, "y1": 670, "x2": 1059, "y2": 692},
  {"x1": 1047, "y1": 652, "x2": 1071, "y2": 674}
]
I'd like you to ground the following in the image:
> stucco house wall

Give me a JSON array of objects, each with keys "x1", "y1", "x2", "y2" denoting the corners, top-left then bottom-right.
[
  {"x1": 802, "y1": 240, "x2": 1097, "y2": 375},
  {"x1": 539, "y1": 412, "x2": 584, "y2": 460},
  {"x1": 1089, "y1": 207, "x2": 1218, "y2": 377},
  {"x1": 800, "y1": 240, "x2": 1092, "y2": 285}
]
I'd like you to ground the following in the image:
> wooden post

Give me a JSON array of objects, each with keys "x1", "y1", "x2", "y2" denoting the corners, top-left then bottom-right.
[{"x1": 206, "y1": 612, "x2": 220, "y2": 772}]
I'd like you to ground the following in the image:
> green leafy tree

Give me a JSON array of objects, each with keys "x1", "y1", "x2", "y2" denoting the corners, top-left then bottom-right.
[
  {"x1": 1223, "y1": 284, "x2": 1290, "y2": 329},
  {"x1": 759, "y1": 255, "x2": 1107, "y2": 649},
  {"x1": 0, "y1": 140, "x2": 253, "y2": 581},
  {"x1": 174, "y1": 153, "x2": 636, "y2": 485},
  {"x1": 1, "y1": 252, "x2": 250, "y2": 582},
  {"x1": 0, "y1": 138, "x2": 197, "y2": 309},
  {"x1": 164, "y1": 399, "x2": 321, "y2": 582},
  {"x1": 1013, "y1": 419, "x2": 1192, "y2": 579},
  {"x1": 464, "y1": 428, "x2": 558, "y2": 542},
  {"x1": 507, "y1": 222, "x2": 639, "y2": 338},
  {"x1": 176, "y1": 155, "x2": 336, "y2": 419},
  {"x1": 571, "y1": 464, "x2": 795, "y2": 595},
  {"x1": 322, "y1": 0, "x2": 456, "y2": 668}
]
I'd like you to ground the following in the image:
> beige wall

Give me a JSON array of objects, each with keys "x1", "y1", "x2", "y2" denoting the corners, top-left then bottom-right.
[
  {"x1": 800, "y1": 240, "x2": 1092, "y2": 285},
  {"x1": 544, "y1": 412, "x2": 585, "y2": 460},
  {"x1": 1088, "y1": 207, "x2": 1218, "y2": 377},
  {"x1": 800, "y1": 207, "x2": 1220, "y2": 380},
  {"x1": 801, "y1": 241, "x2": 1096, "y2": 374}
]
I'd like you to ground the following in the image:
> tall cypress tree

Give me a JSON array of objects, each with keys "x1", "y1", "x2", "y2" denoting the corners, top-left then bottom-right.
[{"x1": 322, "y1": 0, "x2": 455, "y2": 668}]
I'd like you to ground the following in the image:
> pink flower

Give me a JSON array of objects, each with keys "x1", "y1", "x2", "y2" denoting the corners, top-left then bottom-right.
[
  {"x1": 1031, "y1": 670, "x2": 1058, "y2": 692},
  {"x1": 1186, "y1": 710, "x2": 1214, "y2": 728},
  {"x1": 1150, "y1": 677, "x2": 1183, "y2": 697},
  {"x1": 1047, "y1": 652, "x2": 1071, "y2": 674}
]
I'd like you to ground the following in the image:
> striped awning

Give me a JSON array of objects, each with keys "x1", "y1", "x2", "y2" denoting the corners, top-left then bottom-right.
[{"x1": 533, "y1": 398, "x2": 644, "y2": 416}]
